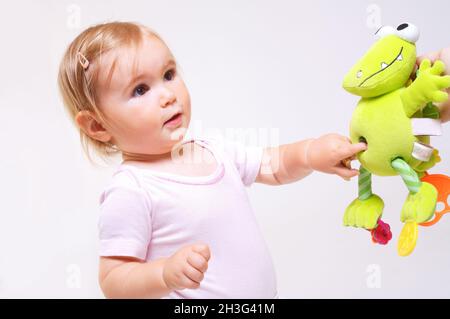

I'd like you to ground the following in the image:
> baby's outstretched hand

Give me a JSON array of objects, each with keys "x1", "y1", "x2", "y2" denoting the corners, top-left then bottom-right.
[
  {"x1": 163, "y1": 244, "x2": 210, "y2": 291},
  {"x1": 306, "y1": 133, "x2": 367, "y2": 180}
]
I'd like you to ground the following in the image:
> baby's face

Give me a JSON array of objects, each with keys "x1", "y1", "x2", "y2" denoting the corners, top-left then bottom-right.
[{"x1": 96, "y1": 35, "x2": 191, "y2": 155}]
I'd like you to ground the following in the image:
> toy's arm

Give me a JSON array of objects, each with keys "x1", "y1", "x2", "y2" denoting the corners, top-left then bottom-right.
[{"x1": 400, "y1": 59, "x2": 450, "y2": 118}]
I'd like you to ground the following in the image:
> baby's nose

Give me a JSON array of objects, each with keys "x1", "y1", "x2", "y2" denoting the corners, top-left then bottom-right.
[{"x1": 160, "y1": 88, "x2": 176, "y2": 107}]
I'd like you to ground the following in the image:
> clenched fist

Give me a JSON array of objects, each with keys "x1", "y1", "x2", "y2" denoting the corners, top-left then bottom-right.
[{"x1": 162, "y1": 244, "x2": 211, "y2": 290}]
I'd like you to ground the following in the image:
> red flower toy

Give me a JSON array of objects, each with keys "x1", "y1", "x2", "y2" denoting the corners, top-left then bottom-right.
[{"x1": 370, "y1": 219, "x2": 392, "y2": 245}]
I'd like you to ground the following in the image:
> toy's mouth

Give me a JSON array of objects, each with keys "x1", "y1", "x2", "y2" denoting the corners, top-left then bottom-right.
[{"x1": 358, "y1": 46, "x2": 404, "y2": 87}]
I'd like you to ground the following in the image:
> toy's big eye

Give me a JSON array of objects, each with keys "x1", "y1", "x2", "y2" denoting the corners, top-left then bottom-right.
[
  {"x1": 397, "y1": 23, "x2": 408, "y2": 31},
  {"x1": 356, "y1": 70, "x2": 363, "y2": 78},
  {"x1": 396, "y1": 23, "x2": 419, "y2": 43}
]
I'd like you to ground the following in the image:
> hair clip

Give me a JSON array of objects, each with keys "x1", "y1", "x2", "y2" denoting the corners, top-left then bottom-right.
[{"x1": 77, "y1": 52, "x2": 89, "y2": 70}]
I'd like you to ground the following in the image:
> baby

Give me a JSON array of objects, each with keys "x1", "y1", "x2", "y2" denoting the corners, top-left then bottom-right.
[{"x1": 57, "y1": 22, "x2": 448, "y2": 298}]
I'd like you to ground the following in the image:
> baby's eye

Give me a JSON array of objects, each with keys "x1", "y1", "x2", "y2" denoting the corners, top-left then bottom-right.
[
  {"x1": 164, "y1": 68, "x2": 176, "y2": 81},
  {"x1": 132, "y1": 84, "x2": 149, "y2": 97}
]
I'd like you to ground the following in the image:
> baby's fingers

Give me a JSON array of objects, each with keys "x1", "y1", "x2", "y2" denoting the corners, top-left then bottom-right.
[
  {"x1": 192, "y1": 244, "x2": 211, "y2": 262},
  {"x1": 349, "y1": 142, "x2": 368, "y2": 154},
  {"x1": 339, "y1": 142, "x2": 367, "y2": 159},
  {"x1": 188, "y1": 251, "x2": 209, "y2": 273},
  {"x1": 178, "y1": 274, "x2": 200, "y2": 290},
  {"x1": 183, "y1": 265, "x2": 204, "y2": 287},
  {"x1": 333, "y1": 166, "x2": 359, "y2": 181}
]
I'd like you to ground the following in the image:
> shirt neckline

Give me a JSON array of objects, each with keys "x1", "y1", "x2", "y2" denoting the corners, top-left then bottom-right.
[{"x1": 118, "y1": 138, "x2": 225, "y2": 185}]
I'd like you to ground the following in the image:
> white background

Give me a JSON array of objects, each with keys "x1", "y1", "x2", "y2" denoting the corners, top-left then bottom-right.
[{"x1": 1, "y1": 0, "x2": 450, "y2": 298}]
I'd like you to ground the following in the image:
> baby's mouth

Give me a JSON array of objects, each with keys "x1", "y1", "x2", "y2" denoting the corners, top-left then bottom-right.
[{"x1": 163, "y1": 112, "x2": 183, "y2": 126}]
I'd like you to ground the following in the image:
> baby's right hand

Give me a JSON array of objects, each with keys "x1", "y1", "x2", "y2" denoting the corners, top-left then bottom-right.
[
  {"x1": 306, "y1": 133, "x2": 366, "y2": 180},
  {"x1": 162, "y1": 244, "x2": 210, "y2": 290}
]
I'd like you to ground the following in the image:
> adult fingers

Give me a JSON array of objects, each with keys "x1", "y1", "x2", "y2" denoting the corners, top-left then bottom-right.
[{"x1": 417, "y1": 51, "x2": 440, "y2": 66}]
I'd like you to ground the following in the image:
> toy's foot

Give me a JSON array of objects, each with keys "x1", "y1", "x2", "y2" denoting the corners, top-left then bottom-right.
[
  {"x1": 400, "y1": 182, "x2": 438, "y2": 223},
  {"x1": 343, "y1": 194, "x2": 384, "y2": 229},
  {"x1": 415, "y1": 149, "x2": 441, "y2": 173}
]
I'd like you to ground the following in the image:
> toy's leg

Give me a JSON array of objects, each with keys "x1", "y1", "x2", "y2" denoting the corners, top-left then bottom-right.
[
  {"x1": 391, "y1": 158, "x2": 437, "y2": 223},
  {"x1": 343, "y1": 166, "x2": 384, "y2": 230},
  {"x1": 415, "y1": 149, "x2": 441, "y2": 174},
  {"x1": 358, "y1": 166, "x2": 372, "y2": 200}
]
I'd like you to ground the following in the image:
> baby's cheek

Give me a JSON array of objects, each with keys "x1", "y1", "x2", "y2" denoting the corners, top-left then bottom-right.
[
  {"x1": 176, "y1": 79, "x2": 191, "y2": 105},
  {"x1": 130, "y1": 104, "x2": 162, "y2": 127},
  {"x1": 138, "y1": 117, "x2": 163, "y2": 137},
  {"x1": 118, "y1": 111, "x2": 161, "y2": 143}
]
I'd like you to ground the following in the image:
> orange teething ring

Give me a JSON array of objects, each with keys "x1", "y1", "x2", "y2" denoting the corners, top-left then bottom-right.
[{"x1": 419, "y1": 173, "x2": 450, "y2": 227}]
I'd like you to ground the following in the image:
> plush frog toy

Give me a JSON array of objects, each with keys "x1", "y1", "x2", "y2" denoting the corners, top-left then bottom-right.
[{"x1": 342, "y1": 23, "x2": 450, "y2": 256}]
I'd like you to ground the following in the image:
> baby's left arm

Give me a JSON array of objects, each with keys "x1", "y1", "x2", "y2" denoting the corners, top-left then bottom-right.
[{"x1": 256, "y1": 133, "x2": 367, "y2": 185}]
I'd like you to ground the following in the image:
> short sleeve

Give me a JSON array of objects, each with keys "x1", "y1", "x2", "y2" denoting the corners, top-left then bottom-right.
[
  {"x1": 215, "y1": 137, "x2": 264, "y2": 187},
  {"x1": 98, "y1": 185, "x2": 152, "y2": 260}
]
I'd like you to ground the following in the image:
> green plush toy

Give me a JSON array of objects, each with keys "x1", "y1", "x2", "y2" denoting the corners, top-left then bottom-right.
[{"x1": 342, "y1": 23, "x2": 450, "y2": 256}]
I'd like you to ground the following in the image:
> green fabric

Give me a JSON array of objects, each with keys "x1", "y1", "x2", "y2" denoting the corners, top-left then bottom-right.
[
  {"x1": 391, "y1": 158, "x2": 421, "y2": 194},
  {"x1": 349, "y1": 89, "x2": 422, "y2": 176},
  {"x1": 344, "y1": 30, "x2": 449, "y2": 177},
  {"x1": 358, "y1": 166, "x2": 372, "y2": 200},
  {"x1": 343, "y1": 194, "x2": 384, "y2": 229},
  {"x1": 400, "y1": 182, "x2": 437, "y2": 223},
  {"x1": 415, "y1": 149, "x2": 441, "y2": 172},
  {"x1": 342, "y1": 25, "x2": 449, "y2": 239},
  {"x1": 343, "y1": 35, "x2": 416, "y2": 98},
  {"x1": 389, "y1": 158, "x2": 437, "y2": 224},
  {"x1": 401, "y1": 60, "x2": 450, "y2": 117},
  {"x1": 422, "y1": 102, "x2": 440, "y2": 119}
]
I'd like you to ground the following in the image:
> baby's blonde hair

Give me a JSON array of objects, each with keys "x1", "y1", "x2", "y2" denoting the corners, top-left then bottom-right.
[{"x1": 57, "y1": 21, "x2": 165, "y2": 164}]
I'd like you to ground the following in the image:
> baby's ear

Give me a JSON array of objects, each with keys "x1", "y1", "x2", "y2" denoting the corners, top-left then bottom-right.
[{"x1": 75, "y1": 110, "x2": 112, "y2": 143}]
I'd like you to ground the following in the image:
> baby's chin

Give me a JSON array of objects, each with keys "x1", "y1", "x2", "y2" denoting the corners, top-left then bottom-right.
[
  {"x1": 168, "y1": 128, "x2": 187, "y2": 142},
  {"x1": 165, "y1": 116, "x2": 190, "y2": 141},
  {"x1": 163, "y1": 124, "x2": 188, "y2": 147},
  {"x1": 155, "y1": 114, "x2": 190, "y2": 153}
]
